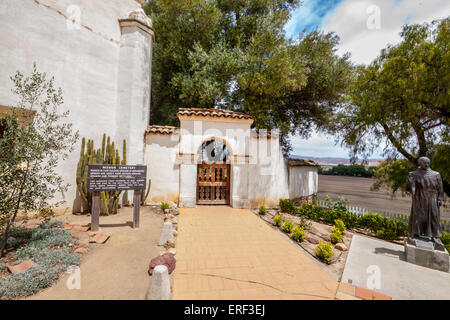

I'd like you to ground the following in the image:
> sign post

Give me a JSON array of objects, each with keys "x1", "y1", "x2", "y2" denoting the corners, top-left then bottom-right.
[{"x1": 87, "y1": 165, "x2": 147, "y2": 230}]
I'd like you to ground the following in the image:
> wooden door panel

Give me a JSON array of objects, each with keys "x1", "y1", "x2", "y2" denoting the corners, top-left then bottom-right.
[{"x1": 197, "y1": 163, "x2": 230, "y2": 205}]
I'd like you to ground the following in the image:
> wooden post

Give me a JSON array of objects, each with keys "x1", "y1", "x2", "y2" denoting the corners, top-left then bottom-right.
[
  {"x1": 91, "y1": 191, "x2": 100, "y2": 231},
  {"x1": 133, "y1": 189, "x2": 141, "y2": 229}
]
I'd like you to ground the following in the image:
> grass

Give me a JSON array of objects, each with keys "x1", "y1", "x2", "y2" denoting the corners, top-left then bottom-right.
[{"x1": 0, "y1": 220, "x2": 81, "y2": 299}]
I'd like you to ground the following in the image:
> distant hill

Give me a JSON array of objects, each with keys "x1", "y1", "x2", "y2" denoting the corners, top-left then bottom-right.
[{"x1": 290, "y1": 155, "x2": 382, "y2": 166}]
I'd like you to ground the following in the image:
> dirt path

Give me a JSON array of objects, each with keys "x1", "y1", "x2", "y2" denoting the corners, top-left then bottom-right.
[{"x1": 27, "y1": 206, "x2": 164, "y2": 300}]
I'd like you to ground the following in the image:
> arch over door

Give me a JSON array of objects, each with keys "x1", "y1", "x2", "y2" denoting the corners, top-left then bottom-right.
[{"x1": 197, "y1": 163, "x2": 230, "y2": 205}]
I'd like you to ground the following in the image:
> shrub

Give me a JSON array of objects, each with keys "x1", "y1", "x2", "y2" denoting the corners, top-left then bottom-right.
[
  {"x1": 15, "y1": 228, "x2": 73, "y2": 256},
  {"x1": 0, "y1": 248, "x2": 81, "y2": 298},
  {"x1": 258, "y1": 204, "x2": 267, "y2": 215},
  {"x1": 282, "y1": 221, "x2": 294, "y2": 233},
  {"x1": 161, "y1": 202, "x2": 170, "y2": 210},
  {"x1": 330, "y1": 228, "x2": 343, "y2": 244},
  {"x1": 334, "y1": 219, "x2": 346, "y2": 233},
  {"x1": 315, "y1": 241, "x2": 334, "y2": 262},
  {"x1": 39, "y1": 220, "x2": 64, "y2": 229},
  {"x1": 441, "y1": 232, "x2": 450, "y2": 245},
  {"x1": 301, "y1": 202, "x2": 408, "y2": 241},
  {"x1": 331, "y1": 197, "x2": 348, "y2": 211},
  {"x1": 279, "y1": 199, "x2": 298, "y2": 215},
  {"x1": 291, "y1": 225, "x2": 307, "y2": 242},
  {"x1": 273, "y1": 215, "x2": 283, "y2": 227}
]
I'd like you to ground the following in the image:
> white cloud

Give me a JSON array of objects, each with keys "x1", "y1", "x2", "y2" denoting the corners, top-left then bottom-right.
[{"x1": 322, "y1": 0, "x2": 450, "y2": 64}]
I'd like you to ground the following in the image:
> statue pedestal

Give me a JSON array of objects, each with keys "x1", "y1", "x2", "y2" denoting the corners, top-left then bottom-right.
[{"x1": 404, "y1": 238, "x2": 449, "y2": 273}]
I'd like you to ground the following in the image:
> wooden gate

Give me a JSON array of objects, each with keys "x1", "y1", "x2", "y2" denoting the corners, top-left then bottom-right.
[{"x1": 197, "y1": 163, "x2": 230, "y2": 205}]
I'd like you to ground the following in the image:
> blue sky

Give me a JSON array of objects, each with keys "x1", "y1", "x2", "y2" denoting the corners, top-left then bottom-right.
[{"x1": 286, "y1": 0, "x2": 450, "y2": 159}]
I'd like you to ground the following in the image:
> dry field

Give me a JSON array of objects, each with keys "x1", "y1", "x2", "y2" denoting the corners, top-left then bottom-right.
[{"x1": 318, "y1": 175, "x2": 450, "y2": 221}]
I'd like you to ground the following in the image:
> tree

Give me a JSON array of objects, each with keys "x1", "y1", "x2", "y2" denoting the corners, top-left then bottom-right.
[
  {"x1": 144, "y1": 0, "x2": 354, "y2": 153},
  {"x1": 0, "y1": 64, "x2": 78, "y2": 257},
  {"x1": 334, "y1": 18, "x2": 450, "y2": 196}
]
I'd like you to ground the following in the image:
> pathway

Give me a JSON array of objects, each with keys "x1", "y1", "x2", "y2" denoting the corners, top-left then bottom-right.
[
  {"x1": 172, "y1": 206, "x2": 339, "y2": 300},
  {"x1": 28, "y1": 206, "x2": 163, "y2": 300}
]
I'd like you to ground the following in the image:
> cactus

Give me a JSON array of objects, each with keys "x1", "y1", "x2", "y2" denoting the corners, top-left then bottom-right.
[
  {"x1": 75, "y1": 134, "x2": 127, "y2": 215},
  {"x1": 140, "y1": 179, "x2": 151, "y2": 206}
]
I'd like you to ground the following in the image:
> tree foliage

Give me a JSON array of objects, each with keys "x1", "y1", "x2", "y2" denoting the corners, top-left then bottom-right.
[
  {"x1": 144, "y1": 0, "x2": 354, "y2": 153},
  {"x1": 334, "y1": 18, "x2": 450, "y2": 196},
  {"x1": 0, "y1": 64, "x2": 78, "y2": 257}
]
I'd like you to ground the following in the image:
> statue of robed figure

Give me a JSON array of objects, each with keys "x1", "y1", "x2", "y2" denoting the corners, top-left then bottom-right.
[{"x1": 406, "y1": 157, "x2": 445, "y2": 242}]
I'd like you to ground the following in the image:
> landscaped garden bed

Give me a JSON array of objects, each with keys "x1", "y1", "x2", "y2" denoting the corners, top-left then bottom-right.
[
  {"x1": 253, "y1": 197, "x2": 450, "y2": 280},
  {"x1": 0, "y1": 220, "x2": 82, "y2": 299}
]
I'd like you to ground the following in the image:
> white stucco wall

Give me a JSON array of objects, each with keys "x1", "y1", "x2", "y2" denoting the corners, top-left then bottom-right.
[
  {"x1": 0, "y1": 0, "x2": 153, "y2": 213},
  {"x1": 144, "y1": 133, "x2": 180, "y2": 203},
  {"x1": 288, "y1": 166, "x2": 318, "y2": 199},
  {"x1": 248, "y1": 134, "x2": 290, "y2": 208}
]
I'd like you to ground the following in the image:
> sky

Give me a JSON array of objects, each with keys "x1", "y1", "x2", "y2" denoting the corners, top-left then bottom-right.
[{"x1": 286, "y1": 0, "x2": 450, "y2": 159}]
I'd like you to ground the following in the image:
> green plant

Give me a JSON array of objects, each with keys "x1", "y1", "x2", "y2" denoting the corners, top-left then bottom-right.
[
  {"x1": 39, "y1": 219, "x2": 64, "y2": 229},
  {"x1": 258, "y1": 204, "x2": 267, "y2": 215},
  {"x1": 0, "y1": 63, "x2": 78, "y2": 258},
  {"x1": 330, "y1": 228, "x2": 343, "y2": 244},
  {"x1": 76, "y1": 134, "x2": 126, "y2": 215},
  {"x1": 282, "y1": 221, "x2": 294, "y2": 233},
  {"x1": 141, "y1": 179, "x2": 152, "y2": 206},
  {"x1": 315, "y1": 241, "x2": 334, "y2": 262},
  {"x1": 301, "y1": 202, "x2": 408, "y2": 241},
  {"x1": 291, "y1": 225, "x2": 307, "y2": 242},
  {"x1": 334, "y1": 219, "x2": 346, "y2": 233},
  {"x1": 279, "y1": 199, "x2": 299, "y2": 215},
  {"x1": 273, "y1": 215, "x2": 283, "y2": 227},
  {"x1": 161, "y1": 202, "x2": 170, "y2": 210}
]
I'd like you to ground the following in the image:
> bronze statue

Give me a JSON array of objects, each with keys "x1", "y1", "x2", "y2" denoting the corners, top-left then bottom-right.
[{"x1": 406, "y1": 157, "x2": 445, "y2": 242}]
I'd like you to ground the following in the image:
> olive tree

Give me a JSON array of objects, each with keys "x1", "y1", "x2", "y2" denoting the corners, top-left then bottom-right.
[{"x1": 0, "y1": 63, "x2": 78, "y2": 257}]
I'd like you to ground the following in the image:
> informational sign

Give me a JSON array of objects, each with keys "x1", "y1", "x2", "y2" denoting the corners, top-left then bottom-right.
[{"x1": 87, "y1": 165, "x2": 147, "y2": 192}]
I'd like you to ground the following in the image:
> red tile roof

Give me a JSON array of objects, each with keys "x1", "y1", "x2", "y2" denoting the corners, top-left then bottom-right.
[
  {"x1": 146, "y1": 125, "x2": 178, "y2": 135},
  {"x1": 177, "y1": 108, "x2": 255, "y2": 120},
  {"x1": 286, "y1": 158, "x2": 320, "y2": 167}
]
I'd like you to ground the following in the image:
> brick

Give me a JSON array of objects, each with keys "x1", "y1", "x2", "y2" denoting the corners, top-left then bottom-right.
[
  {"x1": 7, "y1": 260, "x2": 37, "y2": 273},
  {"x1": 72, "y1": 225, "x2": 89, "y2": 232},
  {"x1": 355, "y1": 286, "x2": 374, "y2": 300},
  {"x1": 74, "y1": 247, "x2": 86, "y2": 254},
  {"x1": 373, "y1": 291, "x2": 392, "y2": 300}
]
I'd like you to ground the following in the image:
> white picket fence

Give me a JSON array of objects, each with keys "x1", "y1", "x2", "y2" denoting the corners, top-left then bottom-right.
[{"x1": 316, "y1": 199, "x2": 450, "y2": 233}]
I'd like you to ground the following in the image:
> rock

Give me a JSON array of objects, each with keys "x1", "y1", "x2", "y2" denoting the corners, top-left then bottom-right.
[
  {"x1": 171, "y1": 217, "x2": 178, "y2": 224},
  {"x1": 74, "y1": 247, "x2": 86, "y2": 254},
  {"x1": 172, "y1": 210, "x2": 179, "y2": 216},
  {"x1": 72, "y1": 225, "x2": 90, "y2": 232},
  {"x1": 147, "y1": 265, "x2": 171, "y2": 300},
  {"x1": 7, "y1": 260, "x2": 37, "y2": 273},
  {"x1": 307, "y1": 237, "x2": 319, "y2": 245},
  {"x1": 158, "y1": 222, "x2": 174, "y2": 245},
  {"x1": 335, "y1": 243, "x2": 348, "y2": 251},
  {"x1": 148, "y1": 252, "x2": 176, "y2": 275},
  {"x1": 168, "y1": 248, "x2": 176, "y2": 255},
  {"x1": 89, "y1": 233, "x2": 110, "y2": 244},
  {"x1": 164, "y1": 238, "x2": 176, "y2": 249},
  {"x1": 172, "y1": 230, "x2": 178, "y2": 237},
  {"x1": 88, "y1": 232, "x2": 96, "y2": 237}
]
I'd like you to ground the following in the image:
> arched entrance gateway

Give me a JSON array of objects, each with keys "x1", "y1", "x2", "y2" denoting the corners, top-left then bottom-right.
[
  {"x1": 197, "y1": 140, "x2": 231, "y2": 205},
  {"x1": 144, "y1": 108, "x2": 320, "y2": 209}
]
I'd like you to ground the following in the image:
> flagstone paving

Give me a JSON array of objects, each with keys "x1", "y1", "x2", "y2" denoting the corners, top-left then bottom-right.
[{"x1": 172, "y1": 206, "x2": 340, "y2": 300}]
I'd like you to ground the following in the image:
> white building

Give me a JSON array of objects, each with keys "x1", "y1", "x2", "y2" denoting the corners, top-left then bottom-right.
[
  {"x1": 0, "y1": 0, "x2": 318, "y2": 211},
  {"x1": 145, "y1": 108, "x2": 319, "y2": 208},
  {"x1": 0, "y1": 0, "x2": 154, "y2": 213}
]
